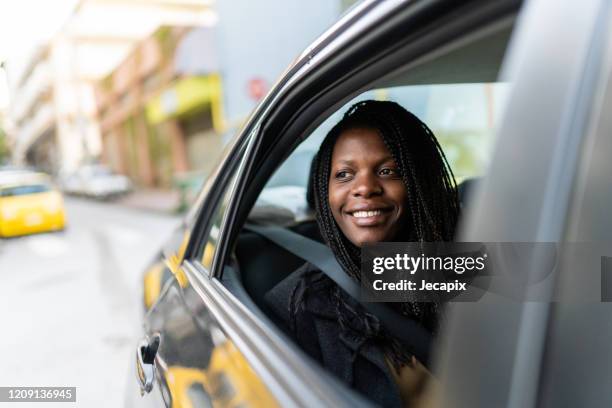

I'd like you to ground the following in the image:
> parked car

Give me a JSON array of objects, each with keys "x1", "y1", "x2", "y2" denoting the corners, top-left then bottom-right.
[
  {"x1": 62, "y1": 164, "x2": 132, "y2": 199},
  {"x1": 0, "y1": 165, "x2": 37, "y2": 173},
  {"x1": 0, "y1": 172, "x2": 66, "y2": 237},
  {"x1": 131, "y1": 0, "x2": 612, "y2": 407}
]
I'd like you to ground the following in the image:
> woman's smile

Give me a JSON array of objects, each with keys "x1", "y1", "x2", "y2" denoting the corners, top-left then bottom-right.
[{"x1": 345, "y1": 206, "x2": 392, "y2": 226}]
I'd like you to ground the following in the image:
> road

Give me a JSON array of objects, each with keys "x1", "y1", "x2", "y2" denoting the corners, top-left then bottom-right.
[{"x1": 0, "y1": 197, "x2": 181, "y2": 407}]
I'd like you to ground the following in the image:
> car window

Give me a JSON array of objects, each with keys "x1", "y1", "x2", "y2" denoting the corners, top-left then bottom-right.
[
  {"x1": 248, "y1": 82, "x2": 509, "y2": 226},
  {"x1": 0, "y1": 184, "x2": 51, "y2": 197},
  {"x1": 209, "y1": 9, "x2": 519, "y2": 406},
  {"x1": 212, "y1": 79, "x2": 512, "y2": 408},
  {"x1": 90, "y1": 166, "x2": 113, "y2": 177}
]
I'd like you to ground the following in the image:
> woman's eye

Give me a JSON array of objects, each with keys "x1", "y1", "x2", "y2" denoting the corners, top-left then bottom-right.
[
  {"x1": 379, "y1": 168, "x2": 397, "y2": 176},
  {"x1": 336, "y1": 171, "x2": 349, "y2": 179},
  {"x1": 335, "y1": 170, "x2": 354, "y2": 180}
]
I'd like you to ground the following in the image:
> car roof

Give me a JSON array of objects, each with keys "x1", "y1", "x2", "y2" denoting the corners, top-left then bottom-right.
[
  {"x1": 0, "y1": 171, "x2": 51, "y2": 188},
  {"x1": 376, "y1": 23, "x2": 514, "y2": 87}
]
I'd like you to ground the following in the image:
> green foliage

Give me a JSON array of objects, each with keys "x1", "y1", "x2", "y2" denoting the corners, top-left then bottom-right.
[
  {"x1": 154, "y1": 26, "x2": 175, "y2": 61},
  {"x1": 434, "y1": 128, "x2": 495, "y2": 182},
  {"x1": 0, "y1": 128, "x2": 9, "y2": 164},
  {"x1": 101, "y1": 74, "x2": 113, "y2": 92}
]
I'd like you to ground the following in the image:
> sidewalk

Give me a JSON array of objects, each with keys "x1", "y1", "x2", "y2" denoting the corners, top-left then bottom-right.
[{"x1": 116, "y1": 188, "x2": 183, "y2": 214}]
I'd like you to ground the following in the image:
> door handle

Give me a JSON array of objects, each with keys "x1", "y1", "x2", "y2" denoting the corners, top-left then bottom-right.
[{"x1": 136, "y1": 334, "x2": 160, "y2": 395}]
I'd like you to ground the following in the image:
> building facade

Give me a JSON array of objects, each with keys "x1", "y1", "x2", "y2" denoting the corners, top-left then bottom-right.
[
  {"x1": 9, "y1": 46, "x2": 57, "y2": 172},
  {"x1": 9, "y1": 0, "x2": 214, "y2": 175},
  {"x1": 95, "y1": 26, "x2": 222, "y2": 187}
]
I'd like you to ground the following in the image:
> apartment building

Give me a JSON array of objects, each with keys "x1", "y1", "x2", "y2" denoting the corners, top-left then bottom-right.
[
  {"x1": 9, "y1": 0, "x2": 215, "y2": 174},
  {"x1": 95, "y1": 25, "x2": 222, "y2": 186}
]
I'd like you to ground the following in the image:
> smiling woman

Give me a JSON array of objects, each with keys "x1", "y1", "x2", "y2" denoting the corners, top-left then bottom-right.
[
  {"x1": 321, "y1": 100, "x2": 459, "y2": 248},
  {"x1": 262, "y1": 100, "x2": 460, "y2": 407},
  {"x1": 220, "y1": 78, "x2": 508, "y2": 407}
]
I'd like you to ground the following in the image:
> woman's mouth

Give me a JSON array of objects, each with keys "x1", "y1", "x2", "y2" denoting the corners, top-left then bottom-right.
[{"x1": 347, "y1": 208, "x2": 390, "y2": 226}]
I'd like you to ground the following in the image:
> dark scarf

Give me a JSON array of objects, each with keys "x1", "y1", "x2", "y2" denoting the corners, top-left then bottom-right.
[{"x1": 288, "y1": 267, "x2": 424, "y2": 374}]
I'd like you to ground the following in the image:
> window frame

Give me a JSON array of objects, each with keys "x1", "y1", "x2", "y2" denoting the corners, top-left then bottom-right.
[
  {"x1": 195, "y1": 124, "x2": 261, "y2": 275},
  {"x1": 179, "y1": 1, "x2": 523, "y2": 406},
  {"x1": 182, "y1": 126, "x2": 257, "y2": 269},
  {"x1": 222, "y1": 16, "x2": 519, "y2": 251},
  {"x1": 173, "y1": 1, "x2": 530, "y2": 407}
]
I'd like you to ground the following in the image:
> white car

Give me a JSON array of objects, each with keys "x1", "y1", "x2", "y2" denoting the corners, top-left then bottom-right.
[{"x1": 63, "y1": 165, "x2": 132, "y2": 199}]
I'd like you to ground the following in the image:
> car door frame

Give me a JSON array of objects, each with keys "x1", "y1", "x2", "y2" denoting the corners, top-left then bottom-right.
[{"x1": 174, "y1": 0, "x2": 525, "y2": 407}]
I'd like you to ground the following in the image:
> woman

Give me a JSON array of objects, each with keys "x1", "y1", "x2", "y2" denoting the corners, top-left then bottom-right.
[{"x1": 265, "y1": 100, "x2": 459, "y2": 407}]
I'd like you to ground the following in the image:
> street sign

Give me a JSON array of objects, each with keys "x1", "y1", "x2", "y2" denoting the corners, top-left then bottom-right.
[{"x1": 247, "y1": 78, "x2": 267, "y2": 101}]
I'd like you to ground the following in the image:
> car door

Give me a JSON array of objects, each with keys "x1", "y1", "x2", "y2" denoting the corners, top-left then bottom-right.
[
  {"x1": 132, "y1": 0, "x2": 530, "y2": 407},
  {"x1": 134, "y1": 127, "x2": 277, "y2": 408},
  {"x1": 174, "y1": 2, "x2": 524, "y2": 408}
]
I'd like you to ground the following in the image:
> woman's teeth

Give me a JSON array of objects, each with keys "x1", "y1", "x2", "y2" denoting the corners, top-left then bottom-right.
[{"x1": 352, "y1": 210, "x2": 382, "y2": 218}]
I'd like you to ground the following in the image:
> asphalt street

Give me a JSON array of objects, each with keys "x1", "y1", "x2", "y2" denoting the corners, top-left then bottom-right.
[{"x1": 0, "y1": 197, "x2": 181, "y2": 407}]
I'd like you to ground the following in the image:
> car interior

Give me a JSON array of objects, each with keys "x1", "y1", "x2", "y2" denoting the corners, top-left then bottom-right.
[{"x1": 211, "y1": 13, "x2": 517, "y2": 404}]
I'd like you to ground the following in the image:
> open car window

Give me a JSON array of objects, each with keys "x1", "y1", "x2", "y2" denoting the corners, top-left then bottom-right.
[
  {"x1": 226, "y1": 81, "x2": 512, "y2": 407},
  {"x1": 248, "y1": 82, "x2": 510, "y2": 227},
  {"x1": 210, "y1": 9, "x2": 519, "y2": 407}
]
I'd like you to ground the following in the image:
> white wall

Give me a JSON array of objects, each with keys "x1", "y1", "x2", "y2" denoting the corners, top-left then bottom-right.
[{"x1": 215, "y1": 0, "x2": 342, "y2": 130}]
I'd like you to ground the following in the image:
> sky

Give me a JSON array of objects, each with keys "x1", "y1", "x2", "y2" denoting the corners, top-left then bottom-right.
[{"x1": 0, "y1": 0, "x2": 79, "y2": 109}]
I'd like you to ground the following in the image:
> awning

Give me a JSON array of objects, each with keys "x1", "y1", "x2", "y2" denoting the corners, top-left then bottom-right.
[{"x1": 145, "y1": 74, "x2": 224, "y2": 131}]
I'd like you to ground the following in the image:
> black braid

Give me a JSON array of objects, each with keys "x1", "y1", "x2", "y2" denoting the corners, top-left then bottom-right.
[{"x1": 306, "y1": 100, "x2": 459, "y2": 367}]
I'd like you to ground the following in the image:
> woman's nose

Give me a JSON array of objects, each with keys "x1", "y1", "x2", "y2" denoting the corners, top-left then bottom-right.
[{"x1": 352, "y1": 172, "x2": 382, "y2": 197}]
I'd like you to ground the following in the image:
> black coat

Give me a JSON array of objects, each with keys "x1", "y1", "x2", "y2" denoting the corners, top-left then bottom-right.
[{"x1": 265, "y1": 262, "x2": 403, "y2": 407}]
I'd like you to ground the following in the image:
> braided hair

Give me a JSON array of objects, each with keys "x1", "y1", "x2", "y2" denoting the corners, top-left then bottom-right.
[{"x1": 306, "y1": 100, "x2": 459, "y2": 367}]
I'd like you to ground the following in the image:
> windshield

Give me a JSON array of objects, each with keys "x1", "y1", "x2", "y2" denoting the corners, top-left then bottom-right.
[{"x1": 87, "y1": 166, "x2": 113, "y2": 177}]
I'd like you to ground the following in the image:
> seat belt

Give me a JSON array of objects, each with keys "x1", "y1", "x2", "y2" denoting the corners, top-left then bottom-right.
[{"x1": 245, "y1": 224, "x2": 432, "y2": 366}]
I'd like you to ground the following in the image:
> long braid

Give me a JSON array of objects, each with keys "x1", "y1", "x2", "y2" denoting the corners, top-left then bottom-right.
[{"x1": 304, "y1": 100, "x2": 459, "y2": 368}]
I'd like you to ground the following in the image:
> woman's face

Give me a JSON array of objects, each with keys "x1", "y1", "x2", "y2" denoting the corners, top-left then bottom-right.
[{"x1": 328, "y1": 127, "x2": 408, "y2": 247}]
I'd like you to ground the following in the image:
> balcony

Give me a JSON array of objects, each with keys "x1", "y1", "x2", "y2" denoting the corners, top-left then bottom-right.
[
  {"x1": 11, "y1": 62, "x2": 52, "y2": 123},
  {"x1": 14, "y1": 103, "x2": 56, "y2": 159}
]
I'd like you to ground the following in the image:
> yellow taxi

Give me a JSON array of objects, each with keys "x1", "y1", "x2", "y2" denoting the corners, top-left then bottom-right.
[{"x1": 0, "y1": 172, "x2": 66, "y2": 237}]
